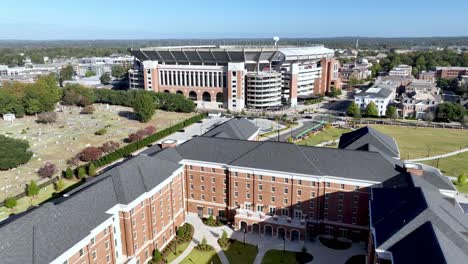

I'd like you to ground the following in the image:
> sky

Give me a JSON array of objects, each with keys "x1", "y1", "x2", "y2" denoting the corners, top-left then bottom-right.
[{"x1": 1, "y1": 0, "x2": 468, "y2": 40}]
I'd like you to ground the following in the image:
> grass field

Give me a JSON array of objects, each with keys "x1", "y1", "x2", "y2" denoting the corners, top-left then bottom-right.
[
  {"x1": 165, "y1": 241, "x2": 191, "y2": 263},
  {"x1": 368, "y1": 125, "x2": 468, "y2": 160},
  {"x1": 0, "y1": 104, "x2": 194, "y2": 201},
  {"x1": 452, "y1": 180, "x2": 468, "y2": 193},
  {"x1": 0, "y1": 178, "x2": 78, "y2": 220},
  {"x1": 179, "y1": 248, "x2": 222, "y2": 264},
  {"x1": 297, "y1": 127, "x2": 351, "y2": 146},
  {"x1": 421, "y1": 152, "x2": 468, "y2": 177},
  {"x1": 223, "y1": 240, "x2": 258, "y2": 264}
]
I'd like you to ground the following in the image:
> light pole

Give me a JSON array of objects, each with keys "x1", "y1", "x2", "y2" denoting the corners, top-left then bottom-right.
[
  {"x1": 283, "y1": 236, "x2": 286, "y2": 253},
  {"x1": 243, "y1": 228, "x2": 247, "y2": 246}
]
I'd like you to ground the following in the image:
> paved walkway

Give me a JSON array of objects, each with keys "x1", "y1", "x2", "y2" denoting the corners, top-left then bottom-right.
[
  {"x1": 172, "y1": 214, "x2": 230, "y2": 264},
  {"x1": 229, "y1": 231, "x2": 365, "y2": 264},
  {"x1": 408, "y1": 147, "x2": 468, "y2": 162},
  {"x1": 175, "y1": 214, "x2": 365, "y2": 264}
]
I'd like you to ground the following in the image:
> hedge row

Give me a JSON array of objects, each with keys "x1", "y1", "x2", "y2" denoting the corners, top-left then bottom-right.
[{"x1": 76, "y1": 112, "x2": 207, "y2": 174}]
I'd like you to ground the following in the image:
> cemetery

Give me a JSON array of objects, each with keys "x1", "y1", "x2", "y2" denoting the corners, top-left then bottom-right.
[{"x1": 0, "y1": 104, "x2": 194, "y2": 201}]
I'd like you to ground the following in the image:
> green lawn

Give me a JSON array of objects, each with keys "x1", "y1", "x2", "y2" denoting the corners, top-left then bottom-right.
[
  {"x1": 368, "y1": 125, "x2": 468, "y2": 159},
  {"x1": 452, "y1": 181, "x2": 468, "y2": 194},
  {"x1": 421, "y1": 151, "x2": 468, "y2": 177},
  {"x1": 165, "y1": 241, "x2": 191, "y2": 263},
  {"x1": 261, "y1": 250, "x2": 313, "y2": 264},
  {"x1": 223, "y1": 240, "x2": 258, "y2": 264},
  {"x1": 179, "y1": 248, "x2": 222, "y2": 264},
  {"x1": 0, "y1": 178, "x2": 77, "y2": 220},
  {"x1": 297, "y1": 127, "x2": 351, "y2": 146}
]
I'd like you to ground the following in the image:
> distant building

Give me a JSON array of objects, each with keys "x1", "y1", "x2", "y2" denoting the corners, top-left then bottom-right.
[
  {"x1": 436, "y1": 66, "x2": 468, "y2": 79},
  {"x1": 405, "y1": 80, "x2": 439, "y2": 94},
  {"x1": 339, "y1": 62, "x2": 372, "y2": 81},
  {"x1": 417, "y1": 71, "x2": 436, "y2": 82},
  {"x1": 354, "y1": 80, "x2": 397, "y2": 116},
  {"x1": 75, "y1": 55, "x2": 134, "y2": 77},
  {"x1": 389, "y1": 64, "x2": 412, "y2": 77},
  {"x1": 400, "y1": 92, "x2": 441, "y2": 119}
]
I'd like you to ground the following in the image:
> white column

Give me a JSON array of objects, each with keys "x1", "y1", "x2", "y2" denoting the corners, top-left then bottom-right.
[
  {"x1": 211, "y1": 72, "x2": 214, "y2": 88},
  {"x1": 184, "y1": 71, "x2": 188, "y2": 87},
  {"x1": 170, "y1": 70, "x2": 174, "y2": 86},
  {"x1": 189, "y1": 71, "x2": 192, "y2": 87}
]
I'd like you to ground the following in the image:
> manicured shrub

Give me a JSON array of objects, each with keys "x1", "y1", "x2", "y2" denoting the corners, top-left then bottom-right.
[
  {"x1": 77, "y1": 167, "x2": 87, "y2": 179},
  {"x1": 37, "y1": 161, "x2": 57, "y2": 178},
  {"x1": 27, "y1": 180, "x2": 40, "y2": 197},
  {"x1": 55, "y1": 178, "x2": 65, "y2": 192},
  {"x1": 36, "y1": 111, "x2": 57, "y2": 124},
  {"x1": 4, "y1": 197, "x2": 17, "y2": 209},
  {"x1": 80, "y1": 105, "x2": 95, "y2": 114},
  {"x1": 88, "y1": 163, "x2": 96, "y2": 176},
  {"x1": 99, "y1": 141, "x2": 120, "y2": 153},
  {"x1": 64, "y1": 167, "x2": 74, "y2": 179},
  {"x1": 78, "y1": 147, "x2": 103, "y2": 162},
  {"x1": 94, "y1": 128, "x2": 107, "y2": 136}
]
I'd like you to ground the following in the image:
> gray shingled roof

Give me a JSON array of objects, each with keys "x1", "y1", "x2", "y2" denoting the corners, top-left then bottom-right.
[
  {"x1": 202, "y1": 118, "x2": 259, "y2": 140},
  {"x1": 0, "y1": 150, "x2": 183, "y2": 264},
  {"x1": 178, "y1": 137, "x2": 402, "y2": 183},
  {"x1": 371, "y1": 186, "x2": 468, "y2": 263},
  {"x1": 339, "y1": 127, "x2": 400, "y2": 158}
]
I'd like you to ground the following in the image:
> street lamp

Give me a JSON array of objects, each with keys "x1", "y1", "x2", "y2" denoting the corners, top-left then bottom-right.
[
  {"x1": 175, "y1": 226, "x2": 178, "y2": 255},
  {"x1": 283, "y1": 236, "x2": 286, "y2": 253},
  {"x1": 243, "y1": 228, "x2": 247, "y2": 246}
]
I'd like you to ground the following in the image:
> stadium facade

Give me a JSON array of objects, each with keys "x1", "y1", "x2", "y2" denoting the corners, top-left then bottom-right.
[{"x1": 129, "y1": 45, "x2": 341, "y2": 111}]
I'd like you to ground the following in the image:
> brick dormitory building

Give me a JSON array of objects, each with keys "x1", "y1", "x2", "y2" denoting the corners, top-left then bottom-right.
[{"x1": 0, "y1": 119, "x2": 467, "y2": 264}]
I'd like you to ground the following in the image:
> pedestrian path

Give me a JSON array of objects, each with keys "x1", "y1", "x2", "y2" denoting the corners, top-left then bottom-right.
[
  {"x1": 172, "y1": 214, "x2": 230, "y2": 264},
  {"x1": 408, "y1": 148, "x2": 468, "y2": 162}
]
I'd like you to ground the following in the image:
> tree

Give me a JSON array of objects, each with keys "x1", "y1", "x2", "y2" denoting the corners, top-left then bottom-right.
[
  {"x1": 37, "y1": 161, "x2": 57, "y2": 178},
  {"x1": 78, "y1": 147, "x2": 103, "y2": 162},
  {"x1": 4, "y1": 197, "x2": 17, "y2": 209},
  {"x1": 386, "y1": 106, "x2": 398, "y2": 120},
  {"x1": 365, "y1": 102, "x2": 379, "y2": 117},
  {"x1": 0, "y1": 135, "x2": 33, "y2": 170},
  {"x1": 77, "y1": 167, "x2": 87, "y2": 179},
  {"x1": 435, "y1": 102, "x2": 466, "y2": 122},
  {"x1": 88, "y1": 163, "x2": 96, "y2": 176},
  {"x1": 457, "y1": 174, "x2": 467, "y2": 186},
  {"x1": 133, "y1": 92, "x2": 155, "y2": 123},
  {"x1": 27, "y1": 180, "x2": 40, "y2": 197},
  {"x1": 62, "y1": 84, "x2": 95, "y2": 106},
  {"x1": 327, "y1": 86, "x2": 342, "y2": 98},
  {"x1": 100, "y1": 73, "x2": 111, "y2": 85},
  {"x1": 85, "y1": 70, "x2": 96, "y2": 77},
  {"x1": 111, "y1": 65, "x2": 127, "y2": 78},
  {"x1": 55, "y1": 178, "x2": 65, "y2": 192},
  {"x1": 347, "y1": 102, "x2": 360, "y2": 117},
  {"x1": 99, "y1": 141, "x2": 120, "y2": 153},
  {"x1": 60, "y1": 65, "x2": 74, "y2": 84},
  {"x1": 36, "y1": 112, "x2": 57, "y2": 124},
  {"x1": 152, "y1": 249, "x2": 162, "y2": 262},
  {"x1": 64, "y1": 167, "x2": 74, "y2": 179}
]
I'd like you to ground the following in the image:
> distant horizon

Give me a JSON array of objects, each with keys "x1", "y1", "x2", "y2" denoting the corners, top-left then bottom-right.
[{"x1": 1, "y1": 36, "x2": 468, "y2": 42}]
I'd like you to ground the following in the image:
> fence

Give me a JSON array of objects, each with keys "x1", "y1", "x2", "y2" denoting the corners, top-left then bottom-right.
[
  {"x1": 350, "y1": 119, "x2": 466, "y2": 130},
  {"x1": 0, "y1": 177, "x2": 59, "y2": 207}
]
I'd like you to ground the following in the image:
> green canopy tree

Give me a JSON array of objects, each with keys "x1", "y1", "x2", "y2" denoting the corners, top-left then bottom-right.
[
  {"x1": 347, "y1": 102, "x2": 360, "y2": 117},
  {"x1": 386, "y1": 105, "x2": 398, "y2": 120},
  {"x1": 133, "y1": 92, "x2": 155, "y2": 123},
  {"x1": 100, "y1": 73, "x2": 111, "y2": 85},
  {"x1": 27, "y1": 180, "x2": 40, "y2": 197},
  {"x1": 365, "y1": 102, "x2": 379, "y2": 117}
]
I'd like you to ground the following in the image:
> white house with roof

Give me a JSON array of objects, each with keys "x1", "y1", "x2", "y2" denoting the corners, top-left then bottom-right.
[{"x1": 354, "y1": 82, "x2": 396, "y2": 116}]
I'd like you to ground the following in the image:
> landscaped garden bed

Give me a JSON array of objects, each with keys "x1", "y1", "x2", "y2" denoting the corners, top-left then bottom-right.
[
  {"x1": 159, "y1": 223, "x2": 194, "y2": 263},
  {"x1": 202, "y1": 215, "x2": 225, "y2": 227}
]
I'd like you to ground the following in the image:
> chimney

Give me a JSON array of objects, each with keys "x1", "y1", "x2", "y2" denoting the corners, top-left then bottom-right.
[
  {"x1": 160, "y1": 139, "x2": 177, "y2": 149},
  {"x1": 404, "y1": 163, "x2": 424, "y2": 176}
]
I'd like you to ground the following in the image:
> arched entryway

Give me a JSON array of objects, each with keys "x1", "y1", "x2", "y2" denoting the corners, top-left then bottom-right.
[
  {"x1": 175, "y1": 90, "x2": 183, "y2": 95},
  {"x1": 252, "y1": 223, "x2": 260, "y2": 234},
  {"x1": 278, "y1": 227, "x2": 286, "y2": 239},
  {"x1": 164, "y1": 90, "x2": 170, "y2": 93},
  {"x1": 202, "y1": 92, "x2": 211, "y2": 102},
  {"x1": 216, "y1": 92, "x2": 223, "y2": 103},
  {"x1": 264, "y1": 225, "x2": 273, "y2": 236},
  {"x1": 188, "y1": 91, "x2": 197, "y2": 101},
  {"x1": 240, "y1": 221, "x2": 248, "y2": 232},
  {"x1": 291, "y1": 230, "x2": 300, "y2": 241}
]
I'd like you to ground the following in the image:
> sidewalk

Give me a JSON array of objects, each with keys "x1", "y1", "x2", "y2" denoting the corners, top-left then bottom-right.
[
  {"x1": 408, "y1": 147, "x2": 468, "y2": 162},
  {"x1": 172, "y1": 214, "x2": 230, "y2": 264}
]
